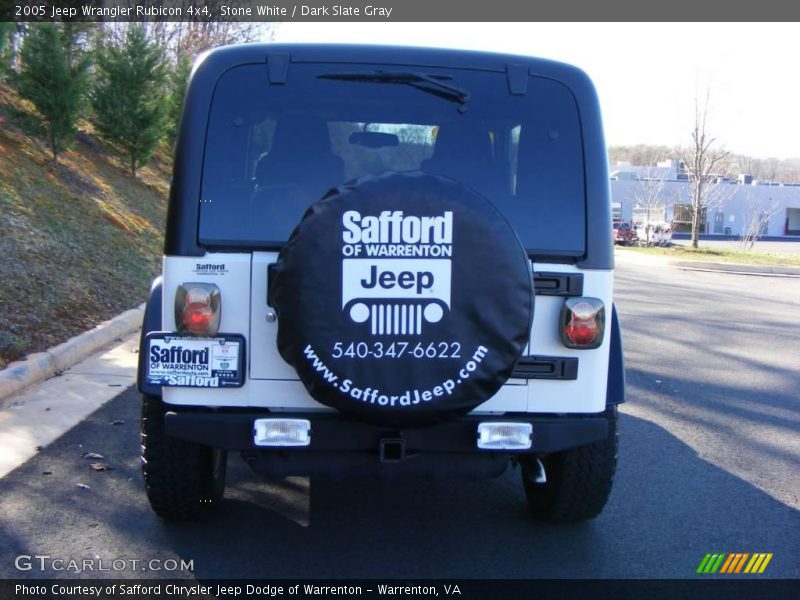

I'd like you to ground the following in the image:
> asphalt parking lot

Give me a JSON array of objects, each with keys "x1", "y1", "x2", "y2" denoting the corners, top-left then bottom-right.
[{"x1": 0, "y1": 257, "x2": 797, "y2": 580}]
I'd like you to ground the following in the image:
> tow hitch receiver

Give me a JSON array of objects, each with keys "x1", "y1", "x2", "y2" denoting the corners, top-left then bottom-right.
[{"x1": 380, "y1": 438, "x2": 406, "y2": 463}]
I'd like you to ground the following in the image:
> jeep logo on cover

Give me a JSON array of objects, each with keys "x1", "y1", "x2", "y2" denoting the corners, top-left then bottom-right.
[{"x1": 341, "y1": 210, "x2": 452, "y2": 335}]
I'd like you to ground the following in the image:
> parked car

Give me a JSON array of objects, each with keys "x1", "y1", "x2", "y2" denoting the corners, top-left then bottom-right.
[
  {"x1": 612, "y1": 220, "x2": 637, "y2": 245},
  {"x1": 634, "y1": 222, "x2": 672, "y2": 246},
  {"x1": 137, "y1": 44, "x2": 624, "y2": 523}
]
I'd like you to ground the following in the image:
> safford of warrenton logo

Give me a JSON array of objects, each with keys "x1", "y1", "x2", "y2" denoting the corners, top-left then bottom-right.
[
  {"x1": 340, "y1": 210, "x2": 453, "y2": 335},
  {"x1": 193, "y1": 263, "x2": 228, "y2": 275}
]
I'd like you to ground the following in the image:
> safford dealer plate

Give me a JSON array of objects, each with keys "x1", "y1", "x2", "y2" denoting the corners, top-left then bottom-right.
[{"x1": 145, "y1": 333, "x2": 246, "y2": 388}]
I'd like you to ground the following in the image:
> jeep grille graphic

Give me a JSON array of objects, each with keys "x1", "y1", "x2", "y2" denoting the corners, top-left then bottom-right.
[{"x1": 370, "y1": 304, "x2": 423, "y2": 335}]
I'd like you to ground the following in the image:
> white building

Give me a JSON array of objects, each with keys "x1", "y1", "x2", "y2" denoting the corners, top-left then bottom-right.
[{"x1": 609, "y1": 161, "x2": 800, "y2": 237}]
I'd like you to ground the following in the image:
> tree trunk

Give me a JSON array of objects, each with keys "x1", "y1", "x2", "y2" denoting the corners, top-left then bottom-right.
[{"x1": 691, "y1": 180, "x2": 702, "y2": 249}]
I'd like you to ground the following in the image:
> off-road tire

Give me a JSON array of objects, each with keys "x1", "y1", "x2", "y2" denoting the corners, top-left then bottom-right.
[
  {"x1": 522, "y1": 407, "x2": 618, "y2": 522},
  {"x1": 140, "y1": 394, "x2": 227, "y2": 520}
]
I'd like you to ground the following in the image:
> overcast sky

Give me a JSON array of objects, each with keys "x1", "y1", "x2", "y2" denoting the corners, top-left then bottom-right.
[{"x1": 273, "y1": 22, "x2": 800, "y2": 159}]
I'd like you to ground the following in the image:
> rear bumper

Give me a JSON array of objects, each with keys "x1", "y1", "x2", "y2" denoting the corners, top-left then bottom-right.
[{"x1": 164, "y1": 410, "x2": 609, "y2": 455}]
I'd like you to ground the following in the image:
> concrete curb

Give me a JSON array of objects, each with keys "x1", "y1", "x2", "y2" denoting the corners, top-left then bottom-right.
[
  {"x1": 670, "y1": 260, "x2": 800, "y2": 277},
  {"x1": 0, "y1": 304, "x2": 144, "y2": 402}
]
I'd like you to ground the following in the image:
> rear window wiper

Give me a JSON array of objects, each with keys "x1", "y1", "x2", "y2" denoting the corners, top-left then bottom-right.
[{"x1": 318, "y1": 70, "x2": 471, "y2": 112}]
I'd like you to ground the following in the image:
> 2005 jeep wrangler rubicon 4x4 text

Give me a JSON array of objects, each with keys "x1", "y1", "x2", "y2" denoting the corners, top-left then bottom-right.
[{"x1": 137, "y1": 44, "x2": 624, "y2": 522}]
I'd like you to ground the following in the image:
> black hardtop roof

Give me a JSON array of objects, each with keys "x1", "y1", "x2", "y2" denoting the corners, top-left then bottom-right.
[
  {"x1": 196, "y1": 43, "x2": 598, "y2": 101},
  {"x1": 202, "y1": 42, "x2": 584, "y2": 73}
]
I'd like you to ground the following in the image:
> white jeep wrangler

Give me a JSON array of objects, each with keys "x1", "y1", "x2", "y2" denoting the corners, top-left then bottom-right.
[{"x1": 137, "y1": 44, "x2": 624, "y2": 522}]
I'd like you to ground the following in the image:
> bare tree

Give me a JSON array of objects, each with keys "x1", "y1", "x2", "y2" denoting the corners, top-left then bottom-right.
[
  {"x1": 679, "y1": 90, "x2": 731, "y2": 248},
  {"x1": 779, "y1": 158, "x2": 800, "y2": 184},
  {"x1": 608, "y1": 144, "x2": 673, "y2": 167},
  {"x1": 736, "y1": 154, "x2": 759, "y2": 180},
  {"x1": 761, "y1": 157, "x2": 779, "y2": 183},
  {"x1": 159, "y1": 17, "x2": 271, "y2": 65},
  {"x1": 632, "y1": 153, "x2": 669, "y2": 246},
  {"x1": 739, "y1": 193, "x2": 780, "y2": 251}
]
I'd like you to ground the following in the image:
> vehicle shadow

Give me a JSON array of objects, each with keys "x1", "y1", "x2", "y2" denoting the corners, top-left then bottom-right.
[
  {"x1": 163, "y1": 409, "x2": 798, "y2": 579},
  {"x1": 0, "y1": 392, "x2": 797, "y2": 580}
]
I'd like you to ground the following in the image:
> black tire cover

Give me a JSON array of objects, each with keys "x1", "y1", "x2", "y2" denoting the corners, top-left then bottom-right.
[{"x1": 271, "y1": 172, "x2": 533, "y2": 426}]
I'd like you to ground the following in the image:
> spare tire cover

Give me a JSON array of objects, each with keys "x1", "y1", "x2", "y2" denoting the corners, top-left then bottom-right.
[{"x1": 271, "y1": 172, "x2": 533, "y2": 426}]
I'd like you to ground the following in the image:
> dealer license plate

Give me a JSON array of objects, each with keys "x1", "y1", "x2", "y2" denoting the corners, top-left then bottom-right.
[{"x1": 145, "y1": 333, "x2": 246, "y2": 388}]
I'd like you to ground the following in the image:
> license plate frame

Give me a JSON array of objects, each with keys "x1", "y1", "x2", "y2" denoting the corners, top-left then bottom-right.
[{"x1": 144, "y1": 332, "x2": 246, "y2": 388}]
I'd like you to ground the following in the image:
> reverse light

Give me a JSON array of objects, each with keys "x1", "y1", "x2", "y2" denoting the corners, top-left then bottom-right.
[
  {"x1": 560, "y1": 297, "x2": 605, "y2": 349},
  {"x1": 477, "y1": 422, "x2": 533, "y2": 450},
  {"x1": 253, "y1": 419, "x2": 311, "y2": 447},
  {"x1": 175, "y1": 283, "x2": 221, "y2": 335}
]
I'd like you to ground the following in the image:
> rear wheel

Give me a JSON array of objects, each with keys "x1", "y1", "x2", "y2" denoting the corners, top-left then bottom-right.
[
  {"x1": 521, "y1": 407, "x2": 618, "y2": 522},
  {"x1": 140, "y1": 394, "x2": 227, "y2": 520}
]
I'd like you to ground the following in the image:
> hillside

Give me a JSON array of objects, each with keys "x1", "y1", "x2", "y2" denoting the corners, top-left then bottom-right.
[{"x1": 0, "y1": 83, "x2": 169, "y2": 369}]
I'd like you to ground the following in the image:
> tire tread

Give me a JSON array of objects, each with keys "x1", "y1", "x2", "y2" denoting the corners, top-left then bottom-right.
[
  {"x1": 140, "y1": 394, "x2": 225, "y2": 520},
  {"x1": 523, "y1": 408, "x2": 618, "y2": 522}
]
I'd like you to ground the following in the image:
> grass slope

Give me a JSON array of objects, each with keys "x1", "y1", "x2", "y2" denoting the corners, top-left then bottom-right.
[{"x1": 0, "y1": 83, "x2": 169, "y2": 369}]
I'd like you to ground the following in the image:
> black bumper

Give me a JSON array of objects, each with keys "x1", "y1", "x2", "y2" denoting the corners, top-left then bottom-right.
[{"x1": 164, "y1": 410, "x2": 609, "y2": 455}]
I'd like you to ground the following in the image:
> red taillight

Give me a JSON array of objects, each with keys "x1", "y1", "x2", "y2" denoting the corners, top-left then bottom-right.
[
  {"x1": 183, "y1": 303, "x2": 213, "y2": 332},
  {"x1": 175, "y1": 283, "x2": 221, "y2": 335},
  {"x1": 560, "y1": 297, "x2": 605, "y2": 349}
]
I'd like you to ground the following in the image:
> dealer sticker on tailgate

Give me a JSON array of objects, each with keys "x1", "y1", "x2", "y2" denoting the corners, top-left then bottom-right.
[{"x1": 145, "y1": 333, "x2": 246, "y2": 388}]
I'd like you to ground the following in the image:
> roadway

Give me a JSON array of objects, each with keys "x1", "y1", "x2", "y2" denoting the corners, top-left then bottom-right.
[{"x1": 0, "y1": 258, "x2": 798, "y2": 579}]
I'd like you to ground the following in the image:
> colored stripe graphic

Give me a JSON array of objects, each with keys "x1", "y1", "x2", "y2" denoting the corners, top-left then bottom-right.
[
  {"x1": 710, "y1": 554, "x2": 726, "y2": 573},
  {"x1": 744, "y1": 554, "x2": 760, "y2": 573},
  {"x1": 720, "y1": 553, "x2": 749, "y2": 573},
  {"x1": 744, "y1": 552, "x2": 772, "y2": 573},
  {"x1": 696, "y1": 554, "x2": 713, "y2": 574},
  {"x1": 720, "y1": 554, "x2": 736, "y2": 573},
  {"x1": 697, "y1": 554, "x2": 727, "y2": 574},
  {"x1": 759, "y1": 553, "x2": 773, "y2": 573},
  {"x1": 699, "y1": 552, "x2": 773, "y2": 574},
  {"x1": 734, "y1": 553, "x2": 749, "y2": 573},
  {"x1": 744, "y1": 553, "x2": 773, "y2": 574}
]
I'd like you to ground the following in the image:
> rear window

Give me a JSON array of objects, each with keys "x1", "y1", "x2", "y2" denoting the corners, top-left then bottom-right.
[{"x1": 199, "y1": 62, "x2": 586, "y2": 255}]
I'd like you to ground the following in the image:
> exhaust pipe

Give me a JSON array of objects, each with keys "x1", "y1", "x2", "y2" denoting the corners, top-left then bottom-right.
[{"x1": 526, "y1": 457, "x2": 547, "y2": 484}]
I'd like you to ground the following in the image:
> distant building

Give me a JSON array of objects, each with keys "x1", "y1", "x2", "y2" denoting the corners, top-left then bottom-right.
[{"x1": 609, "y1": 162, "x2": 800, "y2": 237}]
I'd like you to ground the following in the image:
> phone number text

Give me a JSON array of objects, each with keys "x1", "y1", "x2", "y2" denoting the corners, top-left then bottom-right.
[{"x1": 332, "y1": 341, "x2": 461, "y2": 359}]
